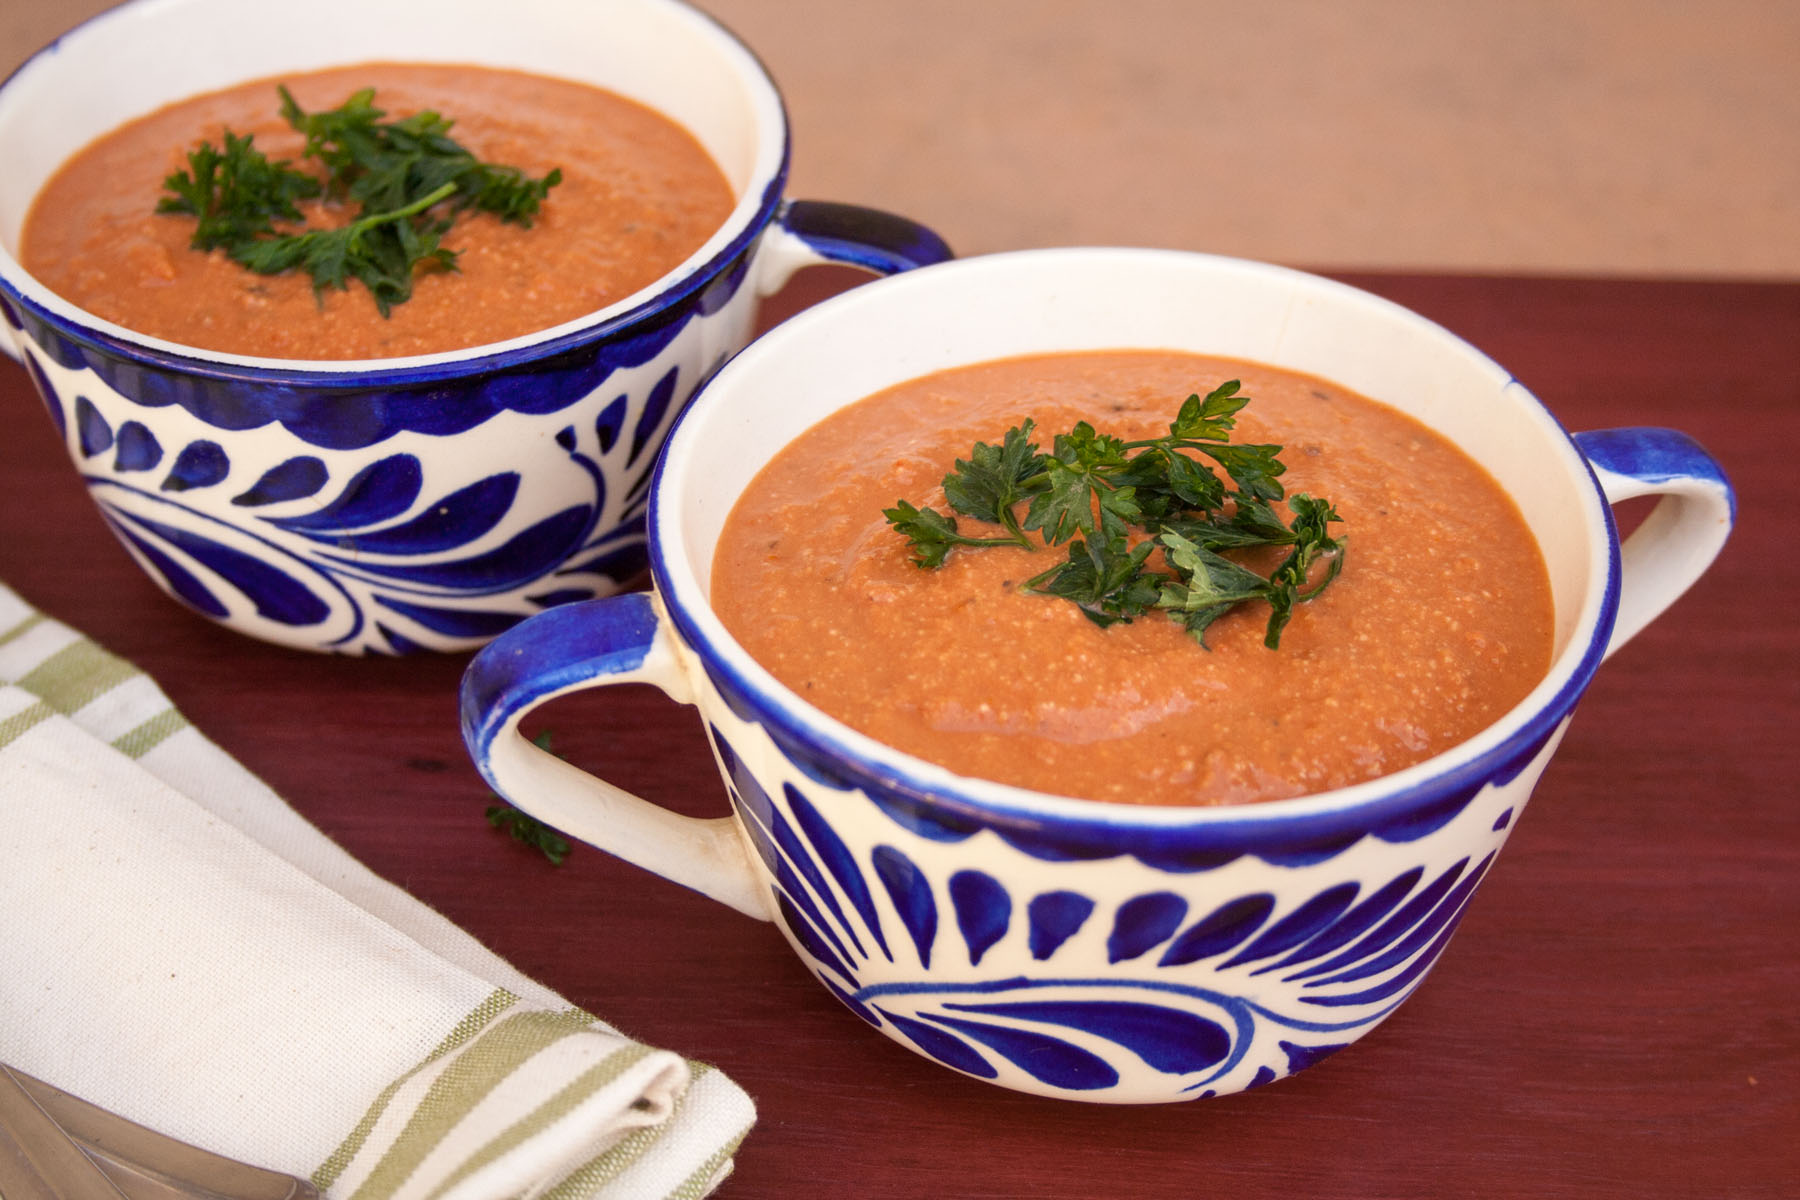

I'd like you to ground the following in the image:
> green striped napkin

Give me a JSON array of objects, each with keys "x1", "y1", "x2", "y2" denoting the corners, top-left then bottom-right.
[{"x1": 0, "y1": 583, "x2": 754, "y2": 1199}]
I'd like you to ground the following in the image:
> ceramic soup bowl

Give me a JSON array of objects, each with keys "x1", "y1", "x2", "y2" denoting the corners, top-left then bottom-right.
[
  {"x1": 461, "y1": 248, "x2": 1733, "y2": 1103},
  {"x1": 0, "y1": 0, "x2": 949, "y2": 655}
]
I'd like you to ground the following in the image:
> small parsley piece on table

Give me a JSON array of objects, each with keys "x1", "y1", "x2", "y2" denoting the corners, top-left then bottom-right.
[
  {"x1": 883, "y1": 380, "x2": 1346, "y2": 649},
  {"x1": 484, "y1": 732, "x2": 573, "y2": 865},
  {"x1": 156, "y1": 85, "x2": 563, "y2": 315},
  {"x1": 486, "y1": 804, "x2": 573, "y2": 866}
]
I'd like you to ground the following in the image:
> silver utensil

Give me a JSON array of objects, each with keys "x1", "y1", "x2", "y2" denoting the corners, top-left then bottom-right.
[{"x1": 0, "y1": 1063, "x2": 318, "y2": 1199}]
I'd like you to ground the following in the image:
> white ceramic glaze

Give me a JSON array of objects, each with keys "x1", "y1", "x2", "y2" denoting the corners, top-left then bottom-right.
[{"x1": 462, "y1": 248, "x2": 1734, "y2": 1101}]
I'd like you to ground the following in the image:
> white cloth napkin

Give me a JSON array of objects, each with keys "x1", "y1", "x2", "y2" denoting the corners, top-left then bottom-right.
[{"x1": 0, "y1": 582, "x2": 754, "y2": 1199}]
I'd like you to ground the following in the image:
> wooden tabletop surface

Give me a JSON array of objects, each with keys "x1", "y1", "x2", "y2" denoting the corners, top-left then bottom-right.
[{"x1": 0, "y1": 266, "x2": 1794, "y2": 1198}]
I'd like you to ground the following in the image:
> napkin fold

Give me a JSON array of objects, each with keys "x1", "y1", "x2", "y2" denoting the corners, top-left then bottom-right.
[{"x1": 0, "y1": 582, "x2": 754, "y2": 1199}]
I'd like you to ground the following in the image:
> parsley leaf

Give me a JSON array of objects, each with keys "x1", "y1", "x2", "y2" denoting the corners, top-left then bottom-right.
[
  {"x1": 941, "y1": 419, "x2": 1045, "y2": 545},
  {"x1": 882, "y1": 500, "x2": 1030, "y2": 568},
  {"x1": 484, "y1": 731, "x2": 573, "y2": 865},
  {"x1": 1025, "y1": 423, "x2": 1143, "y2": 544},
  {"x1": 486, "y1": 804, "x2": 573, "y2": 866},
  {"x1": 156, "y1": 131, "x2": 321, "y2": 248},
  {"x1": 885, "y1": 381, "x2": 1346, "y2": 648},
  {"x1": 158, "y1": 85, "x2": 562, "y2": 315},
  {"x1": 1022, "y1": 535, "x2": 1160, "y2": 627}
]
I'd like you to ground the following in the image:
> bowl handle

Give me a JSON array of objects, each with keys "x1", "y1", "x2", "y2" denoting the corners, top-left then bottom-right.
[
  {"x1": 1572, "y1": 428, "x2": 1735, "y2": 661},
  {"x1": 458, "y1": 590, "x2": 770, "y2": 919},
  {"x1": 755, "y1": 199, "x2": 953, "y2": 293}
]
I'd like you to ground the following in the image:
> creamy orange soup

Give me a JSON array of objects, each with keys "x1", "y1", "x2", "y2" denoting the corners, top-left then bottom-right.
[
  {"x1": 20, "y1": 63, "x2": 735, "y2": 359},
  {"x1": 711, "y1": 351, "x2": 1554, "y2": 806}
]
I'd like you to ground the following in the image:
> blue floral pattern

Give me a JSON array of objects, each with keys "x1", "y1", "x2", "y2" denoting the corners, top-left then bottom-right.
[
  {"x1": 708, "y1": 721, "x2": 1516, "y2": 1100},
  {"x1": 15, "y1": 296, "x2": 741, "y2": 654}
]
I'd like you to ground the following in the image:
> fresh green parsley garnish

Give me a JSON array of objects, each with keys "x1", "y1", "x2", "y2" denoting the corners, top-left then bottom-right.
[
  {"x1": 156, "y1": 86, "x2": 562, "y2": 315},
  {"x1": 484, "y1": 732, "x2": 573, "y2": 865},
  {"x1": 486, "y1": 803, "x2": 573, "y2": 865},
  {"x1": 883, "y1": 381, "x2": 1346, "y2": 648}
]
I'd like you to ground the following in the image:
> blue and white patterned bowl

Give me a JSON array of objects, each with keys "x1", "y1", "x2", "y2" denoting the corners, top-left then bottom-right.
[
  {"x1": 0, "y1": 0, "x2": 949, "y2": 654},
  {"x1": 461, "y1": 249, "x2": 1734, "y2": 1101}
]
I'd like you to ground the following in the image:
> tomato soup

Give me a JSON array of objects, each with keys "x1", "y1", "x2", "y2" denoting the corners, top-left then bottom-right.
[
  {"x1": 20, "y1": 63, "x2": 735, "y2": 359},
  {"x1": 710, "y1": 351, "x2": 1554, "y2": 806}
]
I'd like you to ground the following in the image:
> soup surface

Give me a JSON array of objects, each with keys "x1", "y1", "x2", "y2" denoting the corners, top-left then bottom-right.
[
  {"x1": 711, "y1": 351, "x2": 1554, "y2": 806},
  {"x1": 20, "y1": 63, "x2": 735, "y2": 359}
]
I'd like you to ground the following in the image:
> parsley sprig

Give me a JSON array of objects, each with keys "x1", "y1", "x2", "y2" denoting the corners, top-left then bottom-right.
[
  {"x1": 157, "y1": 86, "x2": 562, "y2": 315},
  {"x1": 484, "y1": 732, "x2": 573, "y2": 865},
  {"x1": 883, "y1": 381, "x2": 1346, "y2": 648}
]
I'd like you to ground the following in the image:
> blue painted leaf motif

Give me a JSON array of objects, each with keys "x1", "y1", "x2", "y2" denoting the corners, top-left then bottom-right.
[
  {"x1": 374, "y1": 623, "x2": 425, "y2": 656},
  {"x1": 944, "y1": 1000, "x2": 1233, "y2": 1075},
  {"x1": 579, "y1": 520, "x2": 640, "y2": 552},
  {"x1": 266, "y1": 454, "x2": 422, "y2": 532},
  {"x1": 114, "y1": 422, "x2": 163, "y2": 472},
  {"x1": 1027, "y1": 891, "x2": 1095, "y2": 960},
  {"x1": 774, "y1": 892, "x2": 857, "y2": 986},
  {"x1": 1158, "y1": 894, "x2": 1274, "y2": 967},
  {"x1": 1223, "y1": 882, "x2": 1361, "y2": 970},
  {"x1": 1306, "y1": 902, "x2": 1474, "y2": 1008},
  {"x1": 742, "y1": 804, "x2": 863, "y2": 971},
  {"x1": 1246, "y1": 1066, "x2": 1279, "y2": 1089},
  {"x1": 1108, "y1": 892, "x2": 1189, "y2": 963},
  {"x1": 1301, "y1": 853, "x2": 1495, "y2": 998},
  {"x1": 865, "y1": 792, "x2": 984, "y2": 844},
  {"x1": 716, "y1": 765, "x2": 868, "y2": 967},
  {"x1": 319, "y1": 504, "x2": 590, "y2": 590},
  {"x1": 1284, "y1": 859, "x2": 1470, "y2": 983},
  {"x1": 729, "y1": 791, "x2": 861, "y2": 973},
  {"x1": 595, "y1": 394, "x2": 628, "y2": 454},
  {"x1": 555, "y1": 425, "x2": 576, "y2": 451},
  {"x1": 1270, "y1": 868, "x2": 1422, "y2": 976},
  {"x1": 1281, "y1": 1040, "x2": 1350, "y2": 1073},
  {"x1": 871, "y1": 845, "x2": 938, "y2": 968},
  {"x1": 713, "y1": 730, "x2": 775, "y2": 833},
  {"x1": 730, "y1": 785, "x2": 783, "y2": 878},
  {"x1": 695, "y1": 255, "x2": 748, "y2": 316},
  {"x1": 26, "y1": 356, "x2": 67, "y2": 440},
  {"x1": 628, "y1": 366, "x2": 680, "y2": 466},
  {"x1": 1374, "y1": 792, "x2": 1478, "y2": 843},
  {"x1": 369, "y1": 596, "x2": 523, "y2": 639},
  {"x1": 294, "y1": 473, "x2": 519, "y2": 554},
  {"x1": 949, "y1": 871, "x2": 1011, "y2": 966},
  {"x1": 525, "y1": 588, "x2": 597, "y2": 608},
  {"x1": 160, "y1": 440, "x2": 229, "y2": 492},
  {"x1": 232, "y1": 456, "x2": 327, "y2": 506},
  {"x1": 75, "y1": 396, "x2": 113, "y2": 458},
  {"x1": 624, "y1": 471, "x2": 656, "y2": 512},
  {"x1": 875, "y1": 1008, "x2": 998, "y2": 1079},
  {"x1": 558, "y1": 514, "x2": 640, "y2": 580},
  {"x1": 115, "y1": 527, "x2": 228, "y2": 618},
  {"x1": 1261, "y1": 832, "x2": 1363, "y2": 868},
  {"x1": 764, "y1": 793, "x2": 871, "y2": 961},
  {"x1": 113, "y1": 511, "x2": 330, "y2": 626},
  {"x1": 551, "y1": 540, "x2": 646, "y2": 586},
  {"x1": 1492, "y1": 807, "x2": 1514, "y2": 831},
  {"x1": 921, "y1": 1013, "x2": 1119, "y2": 1091},
  {"x1": 819, "y1": 976, "x2": 883, "y2": 1028},
  {"x1": 788, "y1": 785, "x2": 891, "y2": 960}
]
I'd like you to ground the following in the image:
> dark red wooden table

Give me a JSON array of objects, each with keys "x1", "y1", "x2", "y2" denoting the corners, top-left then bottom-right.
[{"x1": 3, "y1": 270, "x2": 1795, "y2": 1198}]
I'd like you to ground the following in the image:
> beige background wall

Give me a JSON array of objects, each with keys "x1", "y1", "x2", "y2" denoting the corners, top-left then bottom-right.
[{"x1": 4, "y1": 0, "x2": 1794, "y2": 279}]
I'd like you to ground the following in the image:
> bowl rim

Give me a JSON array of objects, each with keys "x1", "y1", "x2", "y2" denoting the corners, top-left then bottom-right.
[
  {"x1": 646, "y1": 246, "x2": 1622, "y2": 840},
  {"x1": 0, "y1": 0, "x2": 793, "y2": 385}
]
